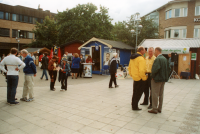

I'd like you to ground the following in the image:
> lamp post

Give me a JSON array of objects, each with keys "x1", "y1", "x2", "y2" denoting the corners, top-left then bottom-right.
[
  {"x1": 130, "y1": 12, "x2": 143, "y2": 53},
  {"x1": 15, "y1": 30, "x2": 23, "y2": 51}
]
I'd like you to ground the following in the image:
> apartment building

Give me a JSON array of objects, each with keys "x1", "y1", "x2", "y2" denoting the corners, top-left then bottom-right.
[
  {"x1": 145, "y1": 0, "x2": 200, "y2": 39},
  {"x1": 0, "y1": 3, "x2": 55, "y2": 55}
]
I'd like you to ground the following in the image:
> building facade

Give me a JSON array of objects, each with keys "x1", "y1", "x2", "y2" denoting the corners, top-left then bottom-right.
[
  {"x1": 145, "y1": 0, "x2": 200, "y2": 39},
  {"x1": 0, "y1": 3, "x2": 55, "y2": 55}
]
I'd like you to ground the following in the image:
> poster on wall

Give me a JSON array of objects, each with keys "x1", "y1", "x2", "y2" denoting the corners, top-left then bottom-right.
[
  {"x1": 104, "y1": 48, "x2": 120, "y2": 66},
  {"x1": 83, "y1": 64, "x2": 92, "y2": 77}
]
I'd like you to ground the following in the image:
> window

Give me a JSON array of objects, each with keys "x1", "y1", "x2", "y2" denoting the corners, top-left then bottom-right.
[
  {"x1": 41, "y1": 19, "x2": 43, "y2": 23},
  {"x1": 168, "y1": 30, "x2": 171, "y2": 38},
  {"x1": 195, "y1": 6, "x2": 200, "y2": 16},
  {"x1": 165, "y1": 11, "x2": 168, "y2": 19},
  {"x1": 183, "y1": 8, "x2": 187, "y2": 17},
  {"x1": 0, "y1": 11, "x2": 4, "y2": 19},
  {"x1": 174, "y1": 29, "x2": 179, "y2": 38},
  {"x1": 24, "y1": 16, "x2": 28, "y2": 23},
  {"x1": 28, "y1": 32, "x2": 33, "y2": 39},
  {"x1": 182, "y1": 29, "x2": 187, "y2": 38},
  {"x1": 12, "y1": 14, "x2": 19, "y2": 21},
  {"x1": 5, "y1": 12, "x2": 10, "y2": 20},
  {"x1": 12, "y1": 29, "x2": 18, "y2": 38},
  {"x1": 175, "y1": 9, "x2": 180, "y2": 17},
  {"x1": 194, "y1": 29, "x2": 199, "y2": 38},
  {"x1": 33, "y1": 18, "x2": 37, "y2": 24},
  {"x1": 169, "y1": 10, "x2": 172, "y2": 18},
  {"x1": 29, "y1": 17, "x2": 33, "y2": 23},
  {"x1": 19, "y1": 15, "x2": 23, "y2": 22},
  {"x1": 165, "y1": 31, "x2": 167, "y2": 38},
  {"x1": 0, "y1": 28, "x2": 10, "y2": 37}
]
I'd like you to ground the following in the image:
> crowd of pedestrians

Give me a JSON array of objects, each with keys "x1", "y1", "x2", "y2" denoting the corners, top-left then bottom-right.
[{"x1": 0, "y1": 46, "x2": 170, "y2": 115}]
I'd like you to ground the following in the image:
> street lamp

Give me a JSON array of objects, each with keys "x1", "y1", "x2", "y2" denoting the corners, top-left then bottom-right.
[
  {"x1": 15, "y1": 30, "x2": 23, "y2": 51},
  {"x1": 131, "y1": 12, "x2": 143, "y2": 53}
]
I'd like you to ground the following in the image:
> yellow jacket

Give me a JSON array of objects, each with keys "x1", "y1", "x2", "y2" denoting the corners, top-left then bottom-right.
[{"x1": 128, "y1": 52, "x2": 147, "y2": 81}]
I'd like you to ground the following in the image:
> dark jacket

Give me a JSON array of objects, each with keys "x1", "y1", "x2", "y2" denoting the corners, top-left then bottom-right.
[
  {"x1": 58, "y1": 63, "x2": 71, "y2": 82},
  {"x1": 109, "y1": 57, "x2": 117, "y2": 74},
  {"x1": 71, "y1": 57, "x2": 81, "y2": 69},
  {"x1": 23, "y1": 55, "x2": 37, "y2": 74},
  {"x1": 151, "y1": 55, "x2": 171, "y2": 82},
  {"x1": 79, "y1": 58, "x2": 85, "y2": 69},
  {"x1": 41, "y1": 56, "x2": 49, "y2": 69}
]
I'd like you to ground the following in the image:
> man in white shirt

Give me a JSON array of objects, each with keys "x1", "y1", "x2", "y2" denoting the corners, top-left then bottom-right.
[{"x1": 0, "y1": 48, "x2": 25, "y2": 105}]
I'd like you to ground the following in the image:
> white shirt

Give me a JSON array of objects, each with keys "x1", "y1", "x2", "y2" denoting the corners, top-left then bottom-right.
[{"x1": 0, "y1": 54, "x2": 25, "y2": 75}]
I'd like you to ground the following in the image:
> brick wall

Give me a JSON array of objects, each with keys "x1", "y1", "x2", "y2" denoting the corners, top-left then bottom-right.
[{"x1": 159, "y1": 0, "x2": 200, "y2": 38}]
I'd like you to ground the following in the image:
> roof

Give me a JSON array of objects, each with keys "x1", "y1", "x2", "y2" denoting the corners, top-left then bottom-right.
[
  {"x1": 143, "y1": 0, "x2": 190, "y2": 17},
  {"x1": 139, "y1": 38, "x2": 200, "y2": 48},
  {"x1": 25, "y1": 48, "x2": 43, "y2": 53},
  {"x1": 78, "y1": 37, "x2": 134, "y2": 50},
  {"x1": 60, "y1": 40, "x2": 84, "y2": 48}
]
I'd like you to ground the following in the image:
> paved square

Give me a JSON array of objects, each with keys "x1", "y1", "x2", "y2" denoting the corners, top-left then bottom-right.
[{"x1": 0, "y1": 68, "x2": 200, "y2": 134}]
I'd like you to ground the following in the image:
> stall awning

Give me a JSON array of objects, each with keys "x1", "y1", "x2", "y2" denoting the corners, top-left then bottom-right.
[
  {"x1": 25, "y1": 48, "x2": 43, "y2": 53},
  {"x1": 78, "y1": 37, "x2": 134, "y2": 50},
  {"x1": 139, "y1": 38, "x2": 200, "y2": 54}
]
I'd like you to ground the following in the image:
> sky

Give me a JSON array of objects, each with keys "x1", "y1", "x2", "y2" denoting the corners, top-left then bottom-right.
[{"x1": 0, "y1": 0, "x2": 170, "y2": 24}]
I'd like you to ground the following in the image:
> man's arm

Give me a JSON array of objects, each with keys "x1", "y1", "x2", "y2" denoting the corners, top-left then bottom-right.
[
  {"x1": 138, "y1": 59, "x2": 147, "y2": 81},
  {"x1": 0, "y1": 59, "x2": 7, "y2": 73},
  {"x1": 128, "y1": 60, "x2": 132, "y2": 77},
  {"x1": 17, "y1": 58, "x2": 25, "y2": 70},
  {"x1": 151, "y1": 59, "x2": 160, "y2": 78}
]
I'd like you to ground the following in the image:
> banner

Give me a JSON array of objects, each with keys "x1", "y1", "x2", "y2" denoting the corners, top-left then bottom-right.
[{"x1": 154, "y1": 47, "x2": 190, "y2": 54}]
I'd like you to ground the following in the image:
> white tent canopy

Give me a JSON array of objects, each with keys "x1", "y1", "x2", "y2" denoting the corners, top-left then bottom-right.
[{"x1": 140, "y1": 38, "x2": 200, "y2": 54}]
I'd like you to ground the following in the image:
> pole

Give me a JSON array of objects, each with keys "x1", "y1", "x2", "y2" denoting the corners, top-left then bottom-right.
[
  {"x1": 135, "y1": 22, "x2": 138, "y2": 53},
  {"x1": 17, "y1": 41, "x2": 19, "y2": 51}
]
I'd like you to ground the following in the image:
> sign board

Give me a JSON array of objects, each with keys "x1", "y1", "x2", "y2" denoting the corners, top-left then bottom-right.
[
  {"x1": 191, "y1": 53, "x2": 197, "y2": 61},
  {"x1": 83, "y1": 64, "x2": 92, "y2": 77},
  {"x1": 148, "y1": 47, "x2": 190, "y2": 54},
  {"x1": 95, "y1": 42, "x2": 99, "y2": 51}
]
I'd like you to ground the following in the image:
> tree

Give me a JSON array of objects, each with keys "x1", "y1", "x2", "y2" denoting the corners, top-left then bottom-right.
[
  {"x1": 112, "y1": 15, "x2": 162, "y2": 48},
  {"x1": 56, "y1": 3, "x2": 114, "y2": 45},
  {"x1": 29, "y1": 16, "x2": 57, "y2": 49}
]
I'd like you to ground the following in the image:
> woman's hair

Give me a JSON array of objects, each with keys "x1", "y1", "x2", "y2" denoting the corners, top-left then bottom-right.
[
  {"x1": 44, "y1": 52, "x2": 48, "y2": 56},
  {"x1": 87, "y1": 55, "x2": 91, "y2": 60},
  {"x1": 52, "y1": 55, "x2": 58, "y2": 60},
  {"x1": 74, "y1": 53, "x2": 79, "y2": 58}
]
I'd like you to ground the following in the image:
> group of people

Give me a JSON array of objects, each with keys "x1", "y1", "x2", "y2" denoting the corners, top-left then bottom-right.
[
  {"x1": 0, "y1": 48, "x2": 37, "y2": 105},
  {"x1": 46, "y1": 51, "x2": 93, "y2": 91},
  {"x1": 129, "y1": 46, "x2": 170, "y2": 114}
]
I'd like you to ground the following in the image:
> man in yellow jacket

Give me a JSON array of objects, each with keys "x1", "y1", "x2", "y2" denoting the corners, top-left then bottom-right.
[{"x1": 128, "y1": 46, "x2": 147, "y2": 110}]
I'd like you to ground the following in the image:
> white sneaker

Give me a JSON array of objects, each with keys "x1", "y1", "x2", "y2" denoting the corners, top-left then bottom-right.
[
  {"x1": 60, "y1": 89, "x2": 64, "y2": 91},
  {"x1": 26, "y1": 98, "x2": 34, "y2": 102}
]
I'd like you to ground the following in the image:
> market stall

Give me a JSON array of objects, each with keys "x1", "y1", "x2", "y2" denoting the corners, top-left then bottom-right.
[
  {"x1": 78, "y1": 37, "x2": 134, "y2": 75},
  {"x1": 139, "y1": 38, "x2": 200, "y2": 79}
]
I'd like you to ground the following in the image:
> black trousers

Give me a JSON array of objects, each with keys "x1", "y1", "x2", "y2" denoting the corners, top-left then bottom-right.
[
  {"x1": 143, "y1": 73, "x2": 152, "y2": 105},
  {"x1": 61, "y1": 74, "x2": 68, "y2": 90},
  {"x1": 78, "y1": 68, "x2": 83, "y2": 77},
  {"x1": 109, "y1": 73, "x2": 117, "y2": 87},
  {"x1": 132, "y1": 80, "x2": 146, "y2": 109},
  {"x1": 49, "y1": 70, "x2": 57, "y2": 90}
]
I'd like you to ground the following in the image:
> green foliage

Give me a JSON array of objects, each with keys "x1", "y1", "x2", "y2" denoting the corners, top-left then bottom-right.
[
  {"x1": 29, "y1": 16, "x2": 57, "y2": 49},
  {"x1": 56, "y1": 3, "x2": 114, "y2": 45},
  {"x1": 112, "y1": 16, "x2": 161, "y2": 48}
]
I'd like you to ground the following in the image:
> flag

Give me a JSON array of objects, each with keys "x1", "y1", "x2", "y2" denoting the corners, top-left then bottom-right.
[
  {"x1": 54, "y1": 45, "x2": 58, "y2": 54},
  {"x1": 57, "y1": 47, "x2": 61, "y2": 64},
  {"x1": 50, "y1": 48, "x2": 53, "y2": 60}
]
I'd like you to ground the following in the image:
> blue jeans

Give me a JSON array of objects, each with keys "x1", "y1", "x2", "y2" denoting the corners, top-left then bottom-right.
[
  {"x1": 41, "y1": 69, "x2": 48, "y2": 80},
  {"x1": 7, "y1": 75, "x2": 19, "y2": 103}
]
